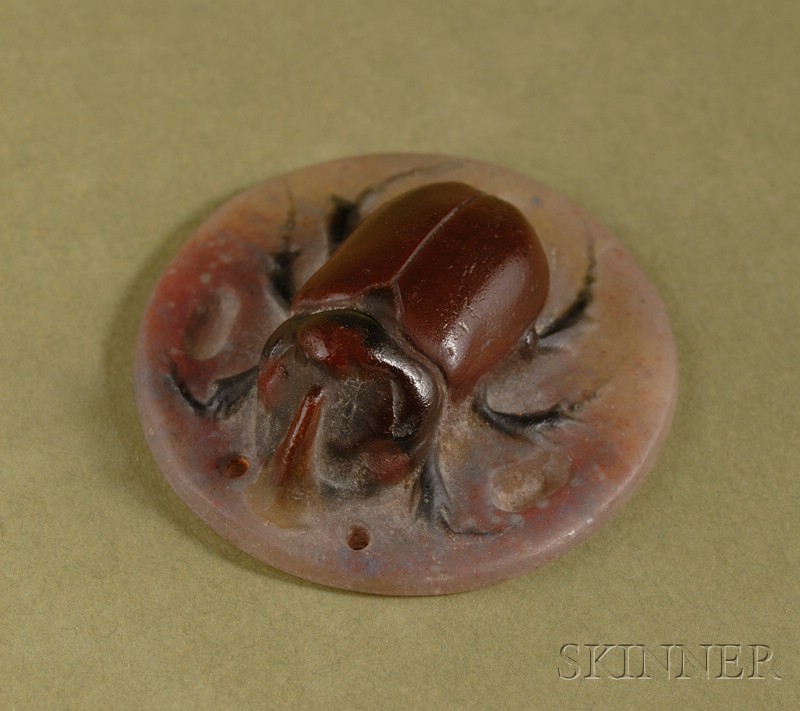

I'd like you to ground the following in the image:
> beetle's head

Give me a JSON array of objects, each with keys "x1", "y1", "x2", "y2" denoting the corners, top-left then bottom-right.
[{"x1": 255, "y1": 310, "x2": 442, "y2": 501}]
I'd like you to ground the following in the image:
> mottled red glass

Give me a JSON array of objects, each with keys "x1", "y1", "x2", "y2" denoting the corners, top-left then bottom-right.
[{"x1": 136, "y1": 154, "x2": 678, "y2": 594}]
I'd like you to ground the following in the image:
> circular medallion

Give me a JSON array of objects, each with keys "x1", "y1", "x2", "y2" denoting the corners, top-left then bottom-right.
[{"x1": 136, "y1": 154, "x2": 678, "y2": 594}]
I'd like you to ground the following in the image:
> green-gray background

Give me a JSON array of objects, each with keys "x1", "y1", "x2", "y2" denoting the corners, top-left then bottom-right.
[{"x1": 2, "y1": 1, "x2": 797, "y2": 708}]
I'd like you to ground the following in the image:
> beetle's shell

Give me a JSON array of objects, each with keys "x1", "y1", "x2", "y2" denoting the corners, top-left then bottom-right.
[{"x1": 292, "y1": 182, "x2": 549, "y2": 398}]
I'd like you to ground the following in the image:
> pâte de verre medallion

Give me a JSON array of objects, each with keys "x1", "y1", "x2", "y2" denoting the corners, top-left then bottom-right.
[{"x1": 136, "y1": 154, "x2": 678, "y2": 594}]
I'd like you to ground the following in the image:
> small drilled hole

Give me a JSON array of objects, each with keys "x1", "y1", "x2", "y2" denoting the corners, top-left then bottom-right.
[
  {"x1": 223, "y1": 456, "x2": 249, "y2": 478},
  {"x1": 347, "y1": 525, "x2": 370, "y2": 551}
]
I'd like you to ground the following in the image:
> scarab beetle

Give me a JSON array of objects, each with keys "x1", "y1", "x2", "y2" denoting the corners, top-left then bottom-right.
[
  {"x1": 139, "y1": 153, "x2": 678, "y2": 593},
  {"x1": 182, "y1": 180, "x2": 591, "y2": 530}
]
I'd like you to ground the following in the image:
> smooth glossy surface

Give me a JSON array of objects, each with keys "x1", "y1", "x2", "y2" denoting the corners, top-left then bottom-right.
[
  {"x1": 136, "y1": 154, "x2": 678, "y2": 595},
  {"x1": 294, "y1": 182, "x2": 550, "y2": 399}
]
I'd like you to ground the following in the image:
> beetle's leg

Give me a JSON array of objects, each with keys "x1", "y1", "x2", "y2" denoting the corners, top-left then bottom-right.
[
  {"x1": 440, "y1": 512, "x2": 513, "y2": 536},
  {"x1": 473, "y1": 388, "x2": 593, "y2": 441},
  {"x1": 415, "y1": 451, "x2": 512, "y2": 535},
  {"x1": 327, "y1": 195, "x2": 361, "y2": 253},
  {"x1": 174, "y1": 233, "x2": 290, "y2": 420},
  {"x1": 269, "y1": 244, "x2": 300, "y2": 309},
  {"x1": 415, "y1": 450, "x2": 454, "y2": 526},
  {"x1": 326, "y1": 160, "x2": 464, "y2": 254},
  {"x1": 521, "y1": 238, "x2": 596, "y2": 358},
  {"x1": 174, "y1": 365, "x2": 259, "y2": 420},
  {"x1": 266, "y1": 186, "x2": 302, "y2": 310},
  {"x1": 173, "y1": 195, "x2": 296, "y2": 420}
]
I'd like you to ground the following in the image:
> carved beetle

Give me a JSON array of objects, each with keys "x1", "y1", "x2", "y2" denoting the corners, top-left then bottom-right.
[{"x1": 182, "y1": 181, "x2": 593, "y2": 530}]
